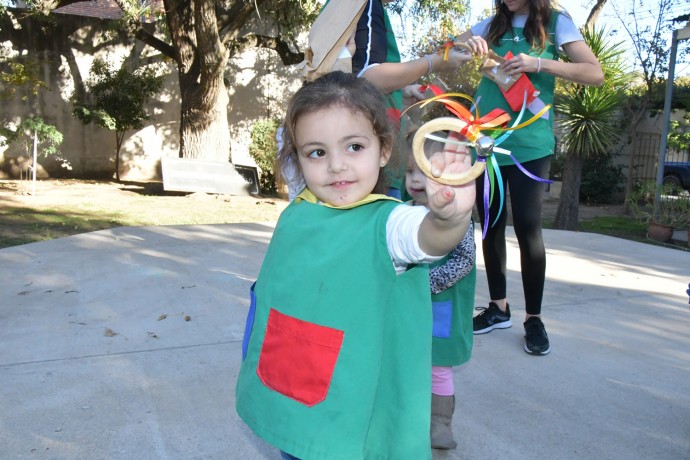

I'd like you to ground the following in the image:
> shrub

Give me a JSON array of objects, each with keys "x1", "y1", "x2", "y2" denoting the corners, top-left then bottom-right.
[
  {"x1": 628, "y1": 180, "x2": 690, "y2": 229},
  {"x1": 249, "y1": 118, "x2": 280, "y2": 195},
  {"x1": 580, "y1": 153, "x2": 625, "y2": 204}
]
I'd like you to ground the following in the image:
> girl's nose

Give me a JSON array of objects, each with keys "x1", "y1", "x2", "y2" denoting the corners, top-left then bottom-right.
[{"x1": 327, "y1": 153, "x2": 347, "y2": 173}]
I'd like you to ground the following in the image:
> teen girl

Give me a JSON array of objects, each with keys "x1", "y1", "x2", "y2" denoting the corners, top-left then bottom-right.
[{"x1": 456, "y1": 0, "x2": 603, "y2": 355}]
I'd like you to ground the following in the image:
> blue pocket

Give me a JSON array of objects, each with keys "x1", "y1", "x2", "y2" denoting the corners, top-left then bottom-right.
[
  {"x1": 432, "y1": 300, "x2": 453, "y2": 338},
  {"x1": 241, "y1": 283, "x2": 257, "y2": 360}
]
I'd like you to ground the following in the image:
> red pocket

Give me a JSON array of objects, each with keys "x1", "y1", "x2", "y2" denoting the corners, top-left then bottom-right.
[{"x1": 257, "y1": 308, "x2": 344, "y2": 407}]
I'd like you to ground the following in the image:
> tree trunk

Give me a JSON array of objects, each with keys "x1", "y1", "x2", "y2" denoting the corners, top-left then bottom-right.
[
  {"x1": 115, "y1": 130, "x2": 125, "y2": 182},
  {"x1": 179, "y1": 74, "x2": 231, "y2": 161},
  {"x1": 165, "y1": 0, "x2": 232, "y2": 162},
  {"x1": 554, "y1": 153, "x2": 584, "y2": 230}
]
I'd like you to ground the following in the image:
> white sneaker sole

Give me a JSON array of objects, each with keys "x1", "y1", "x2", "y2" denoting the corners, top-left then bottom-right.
[
  {"x1": 473, "y1": 320, "x2": 512, "y2": 335},
  {"x1": 524, "y1": 343, "x2": 551, "y2": 355}
]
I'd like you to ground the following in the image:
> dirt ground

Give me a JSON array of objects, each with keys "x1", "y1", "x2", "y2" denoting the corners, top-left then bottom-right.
[
  {"x1": 0, "y1": 179, "x2": 289, "y2": 247},
  {"x1": 0, "y1": 179, "x2": 288, "y2": 218},
  {"x1": 0, "y1": 178, "x2": 626, "y2": 248}
]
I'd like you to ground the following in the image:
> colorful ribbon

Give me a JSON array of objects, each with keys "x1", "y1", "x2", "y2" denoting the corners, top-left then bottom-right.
[
  {"x1": 404, "y1": 85, "x2": 552, "y2": 238},
  {"x1": 439, "y1": 37, "x2": 472, "y2": 61}
]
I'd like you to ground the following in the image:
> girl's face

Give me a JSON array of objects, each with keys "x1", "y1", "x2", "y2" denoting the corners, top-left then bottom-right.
[
  {"x1": 503, "y1": 0, "x2": 529, "y2": 15},
  {"x1": 295, "y1": 106, "x2": 390, "y2": 207},
  {"x1": 405, "y1": 158, "x2": 428, "y2": 206}
]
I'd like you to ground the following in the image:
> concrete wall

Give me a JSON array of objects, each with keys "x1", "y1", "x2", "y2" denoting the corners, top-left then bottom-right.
[{"x1": 0, "y1": 12, "x2": 303, "y2": 181}]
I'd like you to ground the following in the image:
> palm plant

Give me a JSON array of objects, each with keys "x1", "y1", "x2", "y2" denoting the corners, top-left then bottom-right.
[{"x1": 553, "y1": 27, "x2": 631, "y2": 230}]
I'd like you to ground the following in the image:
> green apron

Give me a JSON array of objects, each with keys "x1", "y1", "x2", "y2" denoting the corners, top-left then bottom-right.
[
  {"x1": 431, "y1": 260, "x2": 476, "y2": 367},
  {"x1": 381, "y1": 6, "x2": 407, "y2": 192},
  {"x1": 236, "y1": 193, "x2": 433, "y2": 460},
  {"x1": 476, "y1": 13, "x2": 559, "y2": 166}
]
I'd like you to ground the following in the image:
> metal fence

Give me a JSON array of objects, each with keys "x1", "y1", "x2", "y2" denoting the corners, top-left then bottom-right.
[{"x1": 628, "y1": 133, "x2": 689, "y2": 185}]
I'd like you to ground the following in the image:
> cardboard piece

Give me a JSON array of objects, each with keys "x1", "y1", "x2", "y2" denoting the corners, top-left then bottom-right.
[
  {"x1": 299, "y1": 0, "x2": 368, "y2": 81},
  {"x1": 482, "y1": 51, "x2": 539, "y2": 112},
  {"x1": 481, "y1": 50, "x2": 521, "y2": 91}
]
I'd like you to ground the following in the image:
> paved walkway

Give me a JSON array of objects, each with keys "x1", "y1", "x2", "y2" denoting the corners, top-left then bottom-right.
[{"x1": 1, "y1": 223, "x2": 688, "y2": 459}]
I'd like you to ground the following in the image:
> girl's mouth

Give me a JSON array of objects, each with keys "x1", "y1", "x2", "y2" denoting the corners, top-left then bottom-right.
[{"x1": 331, "y1": 181, "x2": 353, "y2": 190}]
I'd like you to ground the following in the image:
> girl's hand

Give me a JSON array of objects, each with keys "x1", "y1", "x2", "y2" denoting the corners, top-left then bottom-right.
[
  {"x1": 424, "y1": 132, "x2": 476, "y2": 223},
  {"x1": 502, "y1": 52, "x2": 541, "y2": 75},
  {"x1": 463, "y1": 35, "x2": 488, "y2": 57},
  {"x1": 432, "y1": 36, "x2": 487, "y2": 74}
]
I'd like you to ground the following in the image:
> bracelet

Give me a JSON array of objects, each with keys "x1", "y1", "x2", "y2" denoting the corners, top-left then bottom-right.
[
  {"x1": 424, "y1": 54, "x2": 433, "y2": 75},
  {"x1": 537, "y1": 57, "x2": 541, "y2": 73}
]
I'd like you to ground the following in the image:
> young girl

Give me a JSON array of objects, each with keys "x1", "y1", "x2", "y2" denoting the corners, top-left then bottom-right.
[
  {"x1": 405, "y1": 134, "x2": 476, "y2": 450},
  {"x1": 235, "y1": 71, "x2": 475, "y2": 460}
]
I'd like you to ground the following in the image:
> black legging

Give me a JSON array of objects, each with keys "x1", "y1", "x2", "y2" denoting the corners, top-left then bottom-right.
[{"x1": 475, "y1": 156, "x2": 550, "y2": 316}]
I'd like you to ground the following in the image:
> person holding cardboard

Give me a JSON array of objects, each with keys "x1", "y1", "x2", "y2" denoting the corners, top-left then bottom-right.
[
  {"x1": 294, "y1": 0, "x2": 484, "y2": 201},
  {"x1": 351, "y1": 0, "x2": 483, "y2": 198}
]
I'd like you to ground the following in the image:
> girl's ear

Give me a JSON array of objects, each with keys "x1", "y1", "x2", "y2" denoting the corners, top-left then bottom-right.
[{"x1": 380, "y1": 145, "x2": 392, "y2": 167}]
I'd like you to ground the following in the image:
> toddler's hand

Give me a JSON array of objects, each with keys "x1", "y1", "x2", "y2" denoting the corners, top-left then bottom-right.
[{"x1": 425, "y1": 132, "x2": 476, "y2": 222}]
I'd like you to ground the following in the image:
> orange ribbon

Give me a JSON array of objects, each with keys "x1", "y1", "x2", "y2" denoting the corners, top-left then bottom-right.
[
  {"x1": 439, "y1": 39, "x2": 472, "y2": 61},
  {"x1": 412, "y1": 85, "x2": 511, "y2": 142}
]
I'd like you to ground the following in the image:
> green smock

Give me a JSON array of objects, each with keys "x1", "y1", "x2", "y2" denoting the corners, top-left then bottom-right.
[
  {"x1": 381, "y1": 6, "x2": 407, "y2": 192},
  {"x1": 236, "y1": 192, "x2": 433, "y2": 460},
  {"x1": 430, "y1": 260, "x2": 476, "y2": 367},
  {"x1": 476, "y1": 13, "x2": 559, "y2": 166}
]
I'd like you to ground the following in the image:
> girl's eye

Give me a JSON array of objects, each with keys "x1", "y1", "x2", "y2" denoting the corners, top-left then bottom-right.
[
  {"x1": 307, "y1": 149, "x2": 325, "y2": 158},
  {"x1": 347, "y1": 143, "x2": 364, "y2": 153}
]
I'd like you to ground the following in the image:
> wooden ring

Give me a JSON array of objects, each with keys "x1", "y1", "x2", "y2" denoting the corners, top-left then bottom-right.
[{"x1": 411, "y1": 117, "x2": 487, "y2": 186}]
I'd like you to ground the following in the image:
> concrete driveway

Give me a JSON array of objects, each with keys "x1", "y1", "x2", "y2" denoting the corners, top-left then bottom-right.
[{"x1": 1, "y1": 223, "x2": 688, "y2": 459}]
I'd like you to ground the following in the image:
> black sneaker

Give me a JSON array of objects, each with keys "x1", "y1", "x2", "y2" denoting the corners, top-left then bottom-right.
[
  {"x1": 473, "y1": 302, "x2": 512, "y2": 334},
  {"x1": 523, "y1": 316, "x2": 550, "y2": 355}
]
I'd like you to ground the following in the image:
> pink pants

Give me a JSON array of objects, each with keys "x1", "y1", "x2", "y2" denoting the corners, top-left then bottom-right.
[{"x1": 432, "y1": 366, "x2": 454, "y2": 396}]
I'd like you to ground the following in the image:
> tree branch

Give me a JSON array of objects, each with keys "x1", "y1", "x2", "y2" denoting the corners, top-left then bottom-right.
[
  {"x1": 134, "y1": 28, "x2": 176, "y2": 59},
  {"x1": 231, "y1": 34, "x2": 304, "y2": 65},
  {"x1": 585, "y1": 0, "x2": 607, "y2": 31}
]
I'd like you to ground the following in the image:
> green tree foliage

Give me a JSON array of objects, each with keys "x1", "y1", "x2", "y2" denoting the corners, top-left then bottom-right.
[
  {"x1": 0, "y1": 116, "x2": 63, "y2": 157},
  {"x1": 611, "y1": 0, "x2": 689, "y2": 202},
  {"x1": 72, "y1": 58, "x2": 163, "y2": 181},
  {"x1": 557, "y1": 28, "x2": 630, "y2": 158},
  {"x1": 249, "y1": 118, "x2": 280, "y2": 195},
  {"x1": 0, "y1": 61, "x2": 47, "y2": 102},
  {"x1": 579, "y1": 152, "x2": 625, "y2": 205},
  {"x1": 628, "y1": 180, "x2": 690, "y2": 228},
  {"x1": 6, "y1": 1, "x2": 471, "y2": 165},
  {"x1": 398, "y1": 0, "x2": 481, "y2": 94},
  {"x1": 0, "y1": 53, "x2": 64, "y2": 184},
  {"x1": 668, "y1": 116, "x2": 690, "y2": 154},
  {"x1": 553, "y1": 26, "x2": 631, "y2": 229}
]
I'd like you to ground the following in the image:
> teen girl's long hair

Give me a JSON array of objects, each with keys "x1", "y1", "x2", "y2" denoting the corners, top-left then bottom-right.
[
  {"x1": 279, "y1": 71, "x2": 395, "y2": 195},
  {"x1": 486, "y1": 0, "x2": 553, "y2": 51}
]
